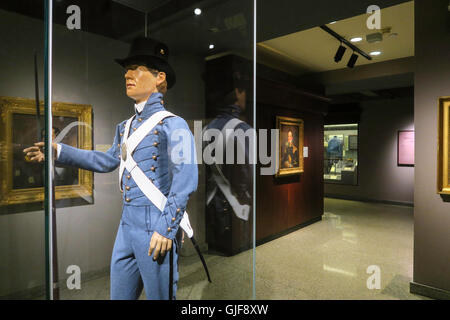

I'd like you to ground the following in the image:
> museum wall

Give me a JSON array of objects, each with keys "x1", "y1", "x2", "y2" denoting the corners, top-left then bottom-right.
[
  {"x1": 0, "y1": 10, "x2": 205, "y2": 297},
  {"x1": 325, "y1": 97, "x2": 415, "y2": 205},
  {"x1": 412, "y1": 0, "x2": 450, "y2": 296},
  {"x1": 256, "y1": 79, "x2": 326, "y2": 242}
]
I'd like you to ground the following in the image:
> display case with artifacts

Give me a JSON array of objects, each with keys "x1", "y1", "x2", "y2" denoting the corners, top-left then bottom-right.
[
  {"x1": 324, "y1": 124, "x2": 358, "y2": 185},
  {"x1": 437, "y1": 96, "x2": 450, "y2": 194},
  {"x1": 0, "y1": 96, "x2": 93, "y2": 209},
  {"x1": 275, "y1": 116, "x2": 304, "y2": 177}
]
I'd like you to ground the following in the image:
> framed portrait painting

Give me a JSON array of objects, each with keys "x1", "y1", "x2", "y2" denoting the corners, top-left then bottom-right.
[
  {"x1": 276, "y1": 116, "x2": 304, "y2": 177},
  {"x1": 437, "y1": 96, "x2": 450, "y2": 194},
  {"x1": 0, "y1": 96, "x2": 93, "y2": 207}
]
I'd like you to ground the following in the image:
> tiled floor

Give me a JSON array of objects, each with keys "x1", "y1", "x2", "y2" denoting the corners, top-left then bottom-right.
[{"x1": 45, "y1": 198, "x2": 430, "y2": 300}]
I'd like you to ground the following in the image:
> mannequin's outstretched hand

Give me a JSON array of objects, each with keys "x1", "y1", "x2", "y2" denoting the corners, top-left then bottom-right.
[{"x1": 23, "y1": 142, "x2": 57, "y2": 162}]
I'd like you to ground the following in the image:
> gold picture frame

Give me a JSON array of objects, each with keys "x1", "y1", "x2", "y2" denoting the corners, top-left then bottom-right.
[
  {"x1": 276, "y1": 116, "x2": 304, "y2": 177},
  {"x1": 437, "y1": 96, "x2": 450, "y2": 194},
  {"x1": 0, "y1": 96, "x2": 93, "y2": 206}
]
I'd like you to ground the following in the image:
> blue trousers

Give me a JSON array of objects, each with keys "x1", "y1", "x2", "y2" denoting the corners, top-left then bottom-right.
[{"x1": 110, "y1": 205, "x2": 178, "y2": 300}]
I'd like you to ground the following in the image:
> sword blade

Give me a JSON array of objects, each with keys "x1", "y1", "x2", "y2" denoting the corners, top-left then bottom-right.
[{"x1": 190, "y1": 237, "x2": 212, "y2": 283}]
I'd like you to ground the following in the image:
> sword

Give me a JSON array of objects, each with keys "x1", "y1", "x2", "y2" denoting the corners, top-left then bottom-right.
[
  {"x1": 34, "y1": 52, "x2": 41, "y2": 138},
  {"x1": 180, "y1": 212, "x2": 212, "y2": 283}
]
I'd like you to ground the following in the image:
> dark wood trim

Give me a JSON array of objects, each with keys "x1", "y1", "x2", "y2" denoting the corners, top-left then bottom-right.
[{"x1": 410, "y1": 281, "x2": 450, "y2": 300}]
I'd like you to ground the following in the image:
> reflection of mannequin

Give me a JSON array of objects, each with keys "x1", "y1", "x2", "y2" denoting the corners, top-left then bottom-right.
[
  {"x1": 44, "y1": 127, "x2": 78, "y2": 186},
  {"x1": 205, "y1": 71, "x2": 252, "y2": 256},
  {"x1": 282, "y1": 131, "x2": 299, "y2": 168},
  {"x1": 326, "y1": 135, "x2": 343, "y2": 174}
]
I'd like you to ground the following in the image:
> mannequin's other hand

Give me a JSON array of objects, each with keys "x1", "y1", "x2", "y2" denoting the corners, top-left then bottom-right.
[{"x1": 148, "y1": 231, "x2": 173, "y2": 260}]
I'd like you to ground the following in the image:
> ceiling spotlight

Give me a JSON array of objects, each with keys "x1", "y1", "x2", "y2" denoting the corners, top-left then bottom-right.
[
  {"x1": 347, "y1": 53, "x2": 359, "y2": 68},
  {"x1": 329, "y1": 21, "x2": 337, "y2": 24},
  {"x1": 334, "y1": 44, "x2": 346, "y2": 63},
  {"x1": 209, "y1": 44, "x2": 215, "y2": 49},
  {"x1": 370, "y1": 51, "x2": 381, "y2": 56},
  {"x1": 194, "y1": 8, "x2": 202, "y2": 15},
  {"x1": 350, "y1": 37, "x2": 363, "y2": 43}
]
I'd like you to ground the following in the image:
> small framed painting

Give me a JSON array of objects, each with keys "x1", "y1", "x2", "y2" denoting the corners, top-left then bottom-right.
[{"x1": 276, "y1": 116, "x2": 304, "y2": 177}]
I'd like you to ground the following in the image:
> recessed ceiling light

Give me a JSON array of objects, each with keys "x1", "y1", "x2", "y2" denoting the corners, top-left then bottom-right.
[
  {"x1": 370, "y1": 51, "x2": 381, "y2": 56},
  {"x1": 194, "y1": 8, "x2": 202, "y2": 15},
  {"x1": 209, "y1": 44, "x2": 215, "y2": 49},
  {"x1": 350, "y1": 37, "x2": 363, "y2": 43},
  {"x1": 329, "y1": 21, "x2": 337, "y2": 24}
]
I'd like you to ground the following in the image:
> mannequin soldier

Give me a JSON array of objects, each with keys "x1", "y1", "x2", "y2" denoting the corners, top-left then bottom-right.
[{"x1": 24, "y1": 37, "x2": 198, "y2": 300}]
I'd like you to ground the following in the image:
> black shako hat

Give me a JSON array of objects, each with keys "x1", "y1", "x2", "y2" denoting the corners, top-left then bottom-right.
[{"x1": 115, "y1": 37, "x2": 176, "y2": 89}]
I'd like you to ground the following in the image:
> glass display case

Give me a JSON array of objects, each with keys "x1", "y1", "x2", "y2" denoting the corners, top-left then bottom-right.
[
  {"x1": 1, "y1": 0, "x2": 255, "y2": 300},
  {"x1": 324, "y1": 124, "x2": 358, "y2": 185}
]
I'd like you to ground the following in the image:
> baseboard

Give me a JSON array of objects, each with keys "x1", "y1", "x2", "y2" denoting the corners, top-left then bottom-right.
[
  {"x1": 325, "y1": 194, "x2": 414, "y2": 207},
  {"x1": 410, "y1": 281, "x2": 450, "y2": 300}
]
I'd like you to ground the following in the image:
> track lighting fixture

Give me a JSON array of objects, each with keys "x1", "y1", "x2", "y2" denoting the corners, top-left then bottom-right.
[
  {"x1": 347, "y1": 53, "x2": 359, "y2": 68},
  {"x1": 334, "y1": 44, "x2": 346, "y2": 63}
]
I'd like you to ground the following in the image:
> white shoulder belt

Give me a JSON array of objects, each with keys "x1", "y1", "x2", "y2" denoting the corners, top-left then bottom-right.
[
  {"x1": 119, "y1": 111, "x2": 194, "y2": 238},
  {"x1": 205, "y1": 117, "x2": 250, "y2": 221}
]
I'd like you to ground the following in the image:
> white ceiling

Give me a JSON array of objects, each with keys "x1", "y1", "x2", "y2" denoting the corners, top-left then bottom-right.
[{"x1": 258, "y1": 1, "x2": 414, "y2": 75}]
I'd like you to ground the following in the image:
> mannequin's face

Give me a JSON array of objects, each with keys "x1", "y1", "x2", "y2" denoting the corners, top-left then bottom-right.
[
  {"x1": 124, "y1": 64, "x2": 166, "y2": 103},
  {"x1": 235, "y1": 88, "x2": 246, "y2": 112}
]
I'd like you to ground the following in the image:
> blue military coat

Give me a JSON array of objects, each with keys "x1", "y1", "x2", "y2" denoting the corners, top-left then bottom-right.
[{"x1": 56, "y1": 92, "x2": 198, "y2": 240}]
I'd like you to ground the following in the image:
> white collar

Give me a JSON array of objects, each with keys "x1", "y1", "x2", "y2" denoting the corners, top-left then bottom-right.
[{"x1": 134, "y1": 101, "x2": 146, "y2": 114}]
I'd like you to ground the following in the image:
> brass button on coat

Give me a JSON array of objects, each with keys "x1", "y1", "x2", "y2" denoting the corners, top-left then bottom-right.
[
  {"x1": 171, "y1": 217, "x2": 176, "y2": 222},
  {"x1": 152, "y1": 155, "x2": 157, "y2": 160},
  {"x1": 154, "y1": 130, "x2": 158, "y2": 135},
  {"x1": 125, "y1": 186, "x2": 130, "y2": 191},
  {"x1": 133, "y1": 127, "x2": 136, "y2": 131},
  {"x1": 153, "y1": 142, "x2": 158, "y2": 147},
  {"x1": 159, "y1": 120, "x2": 163, "y2": 125},
  {"x1": 126, "y1": 198, "x2": 131, "y2": 202},
  {"x1": 120, "y1": 133, "x2": 123, "y2": 136},
  {"x1": 176, "y1": 208, "x2": 181, "y2": 213},
  {"x1": 167, "y1": 227, "x2": 171, "y2": 232},
  {"x1": 151, "y1": 166, "x2": 155, "y2": 172},
  {"x1": 127, "y1": 175, "x2": 131, "y2": 179},
  {"x1": 138, "y1": 118, "x2": 142, "y2": 122}
]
